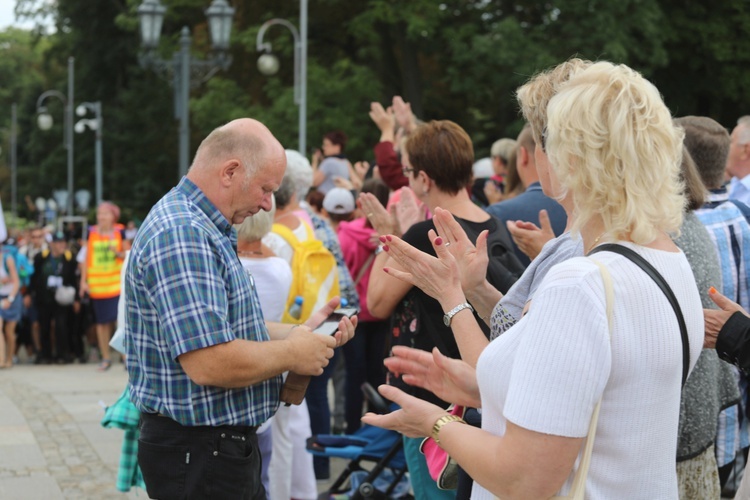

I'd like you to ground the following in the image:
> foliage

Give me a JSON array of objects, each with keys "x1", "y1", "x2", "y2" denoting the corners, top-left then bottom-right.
[{"x1": 1, "y1": 0, "x2": 750, "y2": 220}]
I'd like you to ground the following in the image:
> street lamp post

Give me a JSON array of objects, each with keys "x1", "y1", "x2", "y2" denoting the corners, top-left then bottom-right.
[
  {"x1": 37, "y1": 56, "x2": 75, "y2": 216},
  {"x1": 10, "y1": 103, "x2": 18, "y2": 222},
  {"x1": 75, "y1": 101, "x2": 103, "y2": 205},
  {"x1": 256, "y1": 0, "x2": 308, "y2": 154},
  {"x1": 137, "y1": 0, "x2": 235, "y2": 179}
]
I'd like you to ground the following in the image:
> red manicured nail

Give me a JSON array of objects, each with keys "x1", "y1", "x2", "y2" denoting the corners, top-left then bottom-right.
[
  {"x1": 383, "y1": 267, "x2": 390, "y2": 273},
  {"x1": 434, "y1": 237, "x2": 443, "y2": 245},
  {"x1": 383, "y1": 245, "x2": 389, "y2": 252},
  {"x1": 379, "y1": 235, "x2": 386, "y2": 243},
  {"x1": 386, "y1": 235, "x2": 392, "y2": 241},
  {"x1": 709, "y1": 286, "x2": 717, "y2": 294}
]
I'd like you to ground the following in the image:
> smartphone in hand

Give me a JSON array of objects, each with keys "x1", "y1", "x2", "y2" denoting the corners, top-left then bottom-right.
[{"x1": 313, "y1": 308, "x2": 358, "y2": 336}]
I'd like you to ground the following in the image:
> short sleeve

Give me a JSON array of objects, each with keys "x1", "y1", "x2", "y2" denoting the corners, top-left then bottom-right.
[
  {"x1": 140, "y1": 226, "x2": 236, "y2": 359},
  {"x1": 503, "y1": 268, "x2": 611, "y2": 437}
]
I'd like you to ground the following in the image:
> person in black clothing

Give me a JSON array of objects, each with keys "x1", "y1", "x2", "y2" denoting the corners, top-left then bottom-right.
[
  {"x1": 30, "y1": 232, "x2": 79, "y2": 364},
  {"x1": 363, "y1": 120, "x2": 524, "y2": 500}
]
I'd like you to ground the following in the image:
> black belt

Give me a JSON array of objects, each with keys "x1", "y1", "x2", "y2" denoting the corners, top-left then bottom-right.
[{"x1": 140, "y1": 412, "x2": 258, "y2": 435}]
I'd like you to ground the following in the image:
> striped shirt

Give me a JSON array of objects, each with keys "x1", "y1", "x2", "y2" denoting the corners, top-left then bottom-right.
[
  {"x1": 125, "y1": 177, "x2": 281, "y2": 426},
  {"x1": 696, "y1": 189, "x2": 750, "y2": 465}
]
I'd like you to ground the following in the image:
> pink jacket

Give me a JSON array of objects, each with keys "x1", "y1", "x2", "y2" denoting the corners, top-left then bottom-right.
[{"x1": 337, "y1": 217, "x2": 379, "y2": 322}]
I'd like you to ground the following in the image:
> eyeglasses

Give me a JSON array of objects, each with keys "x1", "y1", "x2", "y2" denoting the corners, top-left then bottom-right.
[{"x1": 402, "y1": 167, "x2": 415, "y2": 177}]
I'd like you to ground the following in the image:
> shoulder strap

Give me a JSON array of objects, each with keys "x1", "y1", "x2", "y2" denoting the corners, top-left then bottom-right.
[
  {"x1": 589, "y1": 243, "x2": 690, "y2": 387},
  {"x1": 353, "y1": 252, "x2": 377, "y2": 287},
  {"x1": 272, "y1": 223, "x2": 301, "y2": 248}
]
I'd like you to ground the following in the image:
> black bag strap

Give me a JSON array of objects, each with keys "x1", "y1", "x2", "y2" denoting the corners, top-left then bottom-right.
[{"x1": 589, "y1": 243, "x2": 690, "y2": 387}]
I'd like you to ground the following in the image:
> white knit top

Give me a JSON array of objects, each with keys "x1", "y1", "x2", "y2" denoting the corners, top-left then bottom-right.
[{"x1": 473, "y1": 245, "x2": 703, "y2": 499}]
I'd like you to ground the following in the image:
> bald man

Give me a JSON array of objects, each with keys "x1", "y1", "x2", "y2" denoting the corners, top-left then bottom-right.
[{"x1": 125, "y1": 119, "x2": 355, "y2": 499}]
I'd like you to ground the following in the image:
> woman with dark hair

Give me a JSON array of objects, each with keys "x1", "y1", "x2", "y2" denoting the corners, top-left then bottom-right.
[
  {"x1": 362, "y1": 120, "x2": 521, "y2": 499},
  {"x1": 312, "y1": 130, "x2": 350, "y2": 194}
]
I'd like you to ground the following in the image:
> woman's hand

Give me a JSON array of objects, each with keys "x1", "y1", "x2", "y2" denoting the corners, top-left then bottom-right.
[
  {"x1": 333, "y1": 176, "x2": 355, "y2": 190},
  {"x1": 431, "y1": 208, "x2": 489, "y2": 296},
  {"x1": 506, "y1": 209, "x2": 555, "y2": 261},
  {"x1": 369, "y1": 102, "x2": 396, "y2": 136},
  {"x1": 360, "y1": 384, "x2": 447, "y2": 438},
  {"x1": 392, "y1": 96, "x2": 417, "y2": 133},
  {"x1": 483, "y1": 180, "x2": 503, "y2": 206},
  {"x1": 380, "y1": 231, "x2": 462, "y2": 308},
  {"x1": 384, "y1": 346, "x2": 482, "y2": 408},
  {"x1": 705, "y1": 287, "x2": 749, "y2": 348},
  {"x1": 0, "y1": 298, "x2": 10, "y2": 310},
  {"x1": 392, "y1": 187, "x2": 426, "y2": 236},
  {"x1": 360, "y1": 192, "x2": 395, "y2": 236}
]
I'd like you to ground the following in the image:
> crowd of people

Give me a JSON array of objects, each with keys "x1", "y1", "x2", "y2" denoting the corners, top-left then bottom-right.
[
  {"x1": 0, "y1": 204, "x2": 134, "y2": 370},
  {"x1": 5, "y1": 57, "x2": 750, "y2": 500}
]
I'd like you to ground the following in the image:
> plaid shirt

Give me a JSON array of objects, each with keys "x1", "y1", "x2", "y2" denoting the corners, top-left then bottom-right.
[
  {"x1": 101, "y1": 389, "x2": 146, "y2": 492},
  {"x1": 696, "y1": 189, "x2": 750, "y2": 465},
  {"x1": 125, "y1": 177, "x2": 281, "y2": 426}
]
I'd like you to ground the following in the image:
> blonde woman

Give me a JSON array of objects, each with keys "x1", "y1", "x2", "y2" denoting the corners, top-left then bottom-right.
[{"x1": 363, "y1": 61, "x2": 704, "y2": 498}]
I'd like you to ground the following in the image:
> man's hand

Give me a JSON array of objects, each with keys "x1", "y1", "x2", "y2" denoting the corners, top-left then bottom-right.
[
  {"x1": 284, "y1": 326, "x2": 336, "y2": 376},
  {"x1": 506, "y1": 209, "x2": 555, "y2": 261},
  {"x1": 304, "y1": 297, "x2": 358, "y2": 348},
  {"x1": 705, "y1": 287, "x2": 749, "y2": 348}
]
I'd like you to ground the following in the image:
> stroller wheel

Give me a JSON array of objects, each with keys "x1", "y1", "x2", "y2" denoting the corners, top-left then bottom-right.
[{"x1": 358, "y1": 482, "x2": 375, "y2": 497}]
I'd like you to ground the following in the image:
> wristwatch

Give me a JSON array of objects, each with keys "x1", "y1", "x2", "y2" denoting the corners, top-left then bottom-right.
[
  {"x1": 432, "y1": 414, "x2": 466, "y2": 444},
  {"x1": 443, "y1": 302, "x2": 473, "y2": 327}
]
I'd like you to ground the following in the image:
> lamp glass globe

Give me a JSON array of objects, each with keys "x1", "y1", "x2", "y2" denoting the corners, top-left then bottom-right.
[
  {"x1": 37, "y1": 113, "x2": 54, "y2": 131},
  {"x1": 257, "y1": 53, "x2": 280, "y2": 76}
]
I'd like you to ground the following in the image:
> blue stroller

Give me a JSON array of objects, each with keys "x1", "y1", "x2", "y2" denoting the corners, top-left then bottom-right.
[{"x1": 306, "y1": 384, "x2": 410, "y2": 499}]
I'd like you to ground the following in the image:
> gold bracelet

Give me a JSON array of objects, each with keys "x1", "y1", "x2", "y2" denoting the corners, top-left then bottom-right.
[{"x1": 431, "y1": 414, "x2": 466, "y2": 444}]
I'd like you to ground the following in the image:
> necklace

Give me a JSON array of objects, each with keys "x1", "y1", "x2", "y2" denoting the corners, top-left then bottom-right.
[{"x1": 586, "y1": 232, "x2": 606, "y2": 254}]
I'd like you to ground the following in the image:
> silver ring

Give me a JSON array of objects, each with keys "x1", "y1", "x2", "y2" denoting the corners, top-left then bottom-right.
[
  {"x1": 367, "y1": 212, "x2": 373, "y2": 217},
  {"x1": 444, "y1": 242, "x2": 451, "y2": 247}
]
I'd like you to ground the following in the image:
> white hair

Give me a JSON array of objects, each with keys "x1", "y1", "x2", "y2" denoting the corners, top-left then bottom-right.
[{"x1": 284, "y1": 149, "x2": 314, "y2": 201}]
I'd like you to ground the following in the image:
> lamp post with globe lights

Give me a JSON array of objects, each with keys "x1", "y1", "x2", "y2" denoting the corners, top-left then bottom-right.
[
  {"x1": 256, "y1": 0, "x2": 308, "y2": 154},
  {"x1": 36, "y1": 56, "x2": 75, "y2": 216},
  {"x1": 137, "y1": 0, "x2": 235, "y2": 179},
  {"x1": 75, "y1": 101, "x2": 103, "y2": 205}
]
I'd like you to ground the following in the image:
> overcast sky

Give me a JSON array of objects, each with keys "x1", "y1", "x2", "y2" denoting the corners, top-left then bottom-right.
[
  {"x1": 0, "y1": 1, "x2": 51, "y2": 31},
  {"x1": 0, "y1": 1, "x2": 21, "y2": 30}
]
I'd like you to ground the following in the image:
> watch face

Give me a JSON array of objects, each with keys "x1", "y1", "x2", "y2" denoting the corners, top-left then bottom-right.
[{"x1": 443, "y1": 314, "x2": 450, "y2": 327}]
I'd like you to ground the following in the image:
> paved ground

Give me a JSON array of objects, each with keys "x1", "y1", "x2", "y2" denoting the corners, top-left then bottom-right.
[
  {"x1": 0, "y1": 360, "x2": 347, "y2": 500},
  {"x1": 0, "y1": 361, "x2": 139, "y2": 499}
]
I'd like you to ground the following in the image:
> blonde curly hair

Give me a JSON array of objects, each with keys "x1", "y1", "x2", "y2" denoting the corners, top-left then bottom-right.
[
  {"x1": 544, "y1": 61, "x2": 685, "y2": 244},
  {"x1": 517, "y1": 58, "x2": 592, "y2": 147}
]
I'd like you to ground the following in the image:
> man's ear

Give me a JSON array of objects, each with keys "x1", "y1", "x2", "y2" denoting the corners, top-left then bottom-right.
[
  {"x1": 220, "y1": 160, "x2": 242, "y2": 187},
  {"x1": 518, "y1": 146, "x2": 529, "y2": 169},
  {"x1": 742, "y1": 142, "x2": 750, "y2": 161}
]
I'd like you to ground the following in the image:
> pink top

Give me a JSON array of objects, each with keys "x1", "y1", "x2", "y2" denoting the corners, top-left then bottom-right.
[{"x1": 337, "y1": 217, "x2": 379, "y2": 322}]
